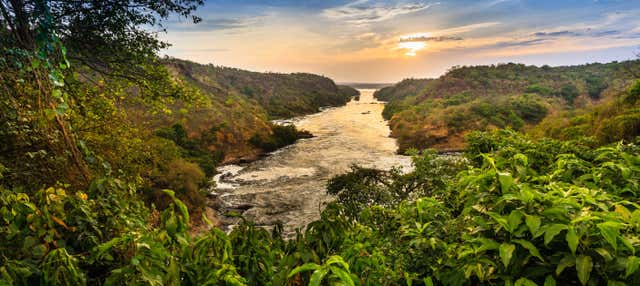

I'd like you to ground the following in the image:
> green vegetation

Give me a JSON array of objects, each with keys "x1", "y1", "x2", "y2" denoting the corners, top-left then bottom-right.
[
  {"x1": 377, "y1": 62, "x2": 640, "y2": 152},
  {"x1": 249, "y1": 124, "x2": 313, "y2": 153},
  {"x1": 166, "y1": 58, "x2": 358, "y2": 119},
  {"x1": 532, "y1": 79, "x2": 640, "y2": 145},
  {"x1": 0, "y1": 0, "x2": 357, "y2": 229},
  {"x1": 4, "y1": 128, "x2": 638, "y2": 285},
  {"x1": 2, "y1": 1, "x2": 639, "y2": 285}
]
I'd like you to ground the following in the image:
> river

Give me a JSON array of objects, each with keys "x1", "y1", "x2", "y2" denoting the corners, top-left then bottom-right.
[{"x1": 210, "y1": 89, "x2": 412, "y2": 236}]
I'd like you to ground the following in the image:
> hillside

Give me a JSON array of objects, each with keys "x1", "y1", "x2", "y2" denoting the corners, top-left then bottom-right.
[
  {"x1": 148, "y1": 58, "x2": 358, "y2": 166},
  {"x1": 165, "y1": 58, "x2": 358, "y2": 119},
  {"x1": 376, "y1": 60, "x2": 640, "y2": 152}
]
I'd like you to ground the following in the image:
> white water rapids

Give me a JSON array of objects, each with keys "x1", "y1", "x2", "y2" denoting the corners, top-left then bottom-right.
[{"x1": 210, "y1": 89, "x2": 412, "y2": 236}]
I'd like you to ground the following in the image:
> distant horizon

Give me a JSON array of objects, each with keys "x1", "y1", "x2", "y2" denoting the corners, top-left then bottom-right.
[
  {"x1": 161, "y1": 0, "x2": 640, "y2": 83},
  {"x1": 167, "y1": 55, "x2": 640, "y2": 85},
  {"x1": 163, "y1": 48, "x2": 639, "y2": 83}
]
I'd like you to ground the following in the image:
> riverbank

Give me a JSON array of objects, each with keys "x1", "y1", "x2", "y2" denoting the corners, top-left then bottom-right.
[{"x1": 206, "y1": 89, "x2": 412, "y2": 237}]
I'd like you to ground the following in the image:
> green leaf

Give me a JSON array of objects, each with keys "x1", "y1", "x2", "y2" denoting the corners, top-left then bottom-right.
[
  {"x1": 330, "y1": 267, "x2": 354, "y2": 286},
  {"x1": 288, "y1": 263, "x2": 320, "y2": 278},
  {"x1": 498, "y1": 172, "x2": 514, "y2": 193},
  {"x1": 594, "y1": 248, "x2": 613, "y2": 262},
  {"x1": 576, "y1": 255, "x2": 593, "y2": 286},
  {"x1": 476, "y1": 238, "x2": 500, "y2": 252},
  {"x1": 626, "y1": 256, "x2": 640, "y2": 278},
  {"x1": 544, "y1": 224, "x2": 567, "y2": 245},
  {"x1": 513, "y1": 239, "x2": 544, "y2": 261},
  {"x1": 566, "y1": 227, "x2": 579, "y2": 254},
  {"x1": 500, "y1": 243, "x2": 516, "y2": 268},
  {"x1": 544, "y1": 275, "x2": 556, "y2": 286},
  {"x1": 621, "y1": 237, "x2": 635, "y2": 254},
  {"x1": 597, "y1": 222, "x2": 621, "y2": 250},
  {"x1": 507, "y1": 211, "x2": 523, "y2": 233},
  {"x1": 309, "y1": 268, "x2": 329, "y2": 286},
  {"x1": 424, "y1": 277, "x2": 434, "y2": 286},
  {"x1": 525, "y1": 215, "x2": 541, "y2": 236},
  {"x1": 488, "y1": 212, "x2": 509, "y2": 230},
  {"x1": 32, "y1": 244, "x2": 48, "y2": 258},
  {"x1": 515, "y1": 277, "x2": 537, "y2": 286},
  {"x1": 326, "y1": 255, "x2": 349, "y2": 270},
  {"x1": 556, "y1": 255, "x2": 576, "y2": 275}
]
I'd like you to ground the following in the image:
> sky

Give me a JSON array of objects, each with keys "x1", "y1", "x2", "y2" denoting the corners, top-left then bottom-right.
[{"x1": 160, "y1": 0, "x2": 640, "y2": 83}]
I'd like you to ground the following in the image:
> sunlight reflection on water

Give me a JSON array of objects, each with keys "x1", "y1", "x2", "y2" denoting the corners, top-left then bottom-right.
[{"x1": 212, "y1": 89, "x2": 412, "y2": 235}]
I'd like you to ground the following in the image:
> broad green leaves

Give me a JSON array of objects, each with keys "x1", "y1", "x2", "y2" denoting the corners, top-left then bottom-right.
[
  {"x1": 576, "y1": 255, "x2": 593, "y2": 286},
  {"x1": 626, "y1": 256, "x2": 640, "y2": 278},
  {"x1": 512, "y1": 239, "x2": 543, "y2": 262},
  {"x1": 500, "y1": 243, "x2": 516, "y2": 267},
  {"x1": 597, "y1": 222, "x2": 622, "y2": 250},
  {"x1": 288, "y1": 256, "x2": 355, "y2": 286},
  {"x1": 544, "y1": 224, "x2": 568, "y2": 245},
  {"x1": 525, "y1": 215, "x2": 541, "y2": 236},
  {"x1": 566, "y1": 227, "x2": 580, "y2": 254}
]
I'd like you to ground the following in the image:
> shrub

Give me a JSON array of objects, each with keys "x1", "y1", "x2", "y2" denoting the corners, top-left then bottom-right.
[
  {"x1": 558, "y1": 84, "x2": 580, "y2": 105},
  {"x1": 624, "y1": 79, "x2": 640, "y2": 104}
]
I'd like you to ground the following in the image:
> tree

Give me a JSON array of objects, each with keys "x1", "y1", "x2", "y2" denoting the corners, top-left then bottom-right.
[
  {"x1": 0, "y1": 0, "x2": 203, "y2": 188},
  {"x1": 559, "y1": 84, "x2": 579, "y2": 104}
]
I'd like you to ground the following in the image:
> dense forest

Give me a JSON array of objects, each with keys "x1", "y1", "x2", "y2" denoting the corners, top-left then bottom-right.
[
  {"x1": 0, "y1": 0, "x2": 357, "y2": 233},
  {"x1": 375, "y1": 61, "x2": 640, "y2": 152},
  {"x1": 1, "y1": 1, "x2": 639, "y2": 285}
]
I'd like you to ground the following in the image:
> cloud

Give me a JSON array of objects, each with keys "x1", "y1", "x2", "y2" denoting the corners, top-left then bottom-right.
[
  {"x1": 533, "y1": 30, "x2": 581, "y2": 37},
  {"x1": 486, "y1": 0, "x2": 512, "y2": 7},
  {"x1": 591, "y1": 30, "x2": 621, "y2": 37},
  {"x1": 399, "y1": 35, "x2": 463, "y2": 42},
  {"x1": 168, "y1": 16, "x2": 263, "y2": 32},
  {"x1": 492, "y1": 38, "x2": 549, "y2": 48},
  {"x1": 434, "y1": 22, "x2": 500, "y2": 35},
  {"x1": 323, "y1": 0, "x2": 437, "y2": 25},
  {"x1": 532, "y1": 29, "x2": 621, "y2": 38}
]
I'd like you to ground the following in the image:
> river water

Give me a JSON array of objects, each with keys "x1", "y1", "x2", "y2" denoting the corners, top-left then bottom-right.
[{"x1": 211, "y1": 89, "x2": 412, "y2": 236}]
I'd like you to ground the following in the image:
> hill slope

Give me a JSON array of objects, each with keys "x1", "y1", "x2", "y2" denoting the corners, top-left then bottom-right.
[
  {"x1": 166, "y1": 58, "x2": 358, "y2": 118},
  {"x1": 151, "y1": 58, "x2": 359, "y2": 164},
  {"x1": 376, "y1": 60, "x2": 640, "y2": 152}
]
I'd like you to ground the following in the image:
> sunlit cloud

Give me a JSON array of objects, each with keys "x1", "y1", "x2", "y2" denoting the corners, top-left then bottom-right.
[
  {"x1": 162, "y1": 1, "x2": 640, "y2": 82},
  {"x1": 393, "y1": 22, "x2": 498, "y2": 56},
  {"x1": 432, "y1": 22, "x2": 501, "y2": 35},
  {"x1": 398, "y1": 41, "x2": 427, "y2": 56},
  {"x1": 400, "y1": 34, "x2": 463, "y2": 42},
  {"x1": 323, "y1": 0, "x2": 437, "y2": 25}
]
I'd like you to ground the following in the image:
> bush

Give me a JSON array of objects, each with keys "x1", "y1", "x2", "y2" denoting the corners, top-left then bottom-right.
[
  {"x1": 625, "y1": 79, "x2": 640, "y2": 104},
  {"x1": 585, "y1": 76, "x2": 608, "y2": 99},
  {"x1": 249, "y1": 124, "x2": 309, "y2": 152},
  {"x1": 559, "y1": 84, "x2": 580, "y2": 104},
  {"x1": 526, "y1": 84, "x2": 553, "y2": 96}
]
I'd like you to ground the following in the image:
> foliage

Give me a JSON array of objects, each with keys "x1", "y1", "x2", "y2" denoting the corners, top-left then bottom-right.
[
  {"x1": 377, "y1": 61, "x2": 640, "y2": 151},
  {"x1": 1, "y1": 0, "x2": 353, "y2": 229},
  {"x1": 165, "y1": 58, "x2": 358, "y2": 119},
  {"x1": 249, "y1": 124, "x2": 312, "y2": 153},
  {"x1": 585, "y1": 75, "x2": 608, "y2": 99},
  {"x1": 625, "y1": 79, "x2": 640, "y2": 105},
  {"x1": 288, "y1": 255, "x2": 356, "y2": 286},
  {"x1": 327, "y1": 150, "x2": 466, "y2": 219},
  {"x1": 2, "y1": 1, "x2": 640, "y2": 285},
  {"x1": 533, "y1": 79, "x2": 640, "y2": 145}
]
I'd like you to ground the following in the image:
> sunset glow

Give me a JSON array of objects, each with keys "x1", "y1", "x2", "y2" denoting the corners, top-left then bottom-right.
[
  {"x1": 399, "y1": 41, "x2": 427, "y2": 56},
  {"x1": 161, "y1": 1, "x2": 640, "y2": 82}
]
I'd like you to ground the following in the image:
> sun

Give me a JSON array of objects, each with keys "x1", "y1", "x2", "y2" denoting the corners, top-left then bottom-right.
[{"x1": 398, "y1": 41, "x2": 427, "y2": 56}]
